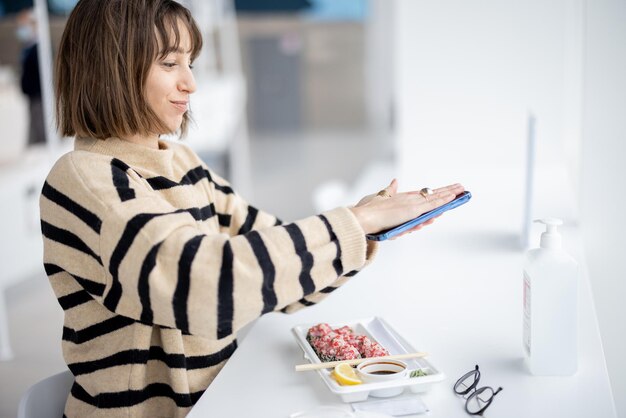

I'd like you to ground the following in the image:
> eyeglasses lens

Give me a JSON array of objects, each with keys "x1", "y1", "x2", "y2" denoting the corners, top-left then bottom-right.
[
  {"x1": 466, "y1": 387, "x2": 494, "y2": 415},
  {"x1": 454, "y1": 370, "x2": 479, "y2": 395}
]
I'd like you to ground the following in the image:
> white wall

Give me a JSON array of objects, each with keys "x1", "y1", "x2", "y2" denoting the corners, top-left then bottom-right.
[
  {"x1": 393, "y1": 1, "x2": 581, "y2": 216},
  {"x1": 581, "y1": 0, "x2": 626, "y2": 416}
]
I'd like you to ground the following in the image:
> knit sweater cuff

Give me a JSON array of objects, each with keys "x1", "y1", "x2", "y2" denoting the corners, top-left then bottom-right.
[
  {"x1": 364, "y1": 239, "x2": 379, "y2": 266},
  {"x1": 322, "y1": 207, "x2": 369, "y2": 272}
]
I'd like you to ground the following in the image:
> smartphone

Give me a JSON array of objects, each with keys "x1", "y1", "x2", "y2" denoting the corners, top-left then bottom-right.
[{"x1": 366, "y1": 191, "x2": 472, "y2": 241}]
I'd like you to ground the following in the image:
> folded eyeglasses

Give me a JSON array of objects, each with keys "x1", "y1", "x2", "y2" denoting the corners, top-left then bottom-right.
[{"x1": 453, "y1": 365, "x2": 503, "y2": 416}]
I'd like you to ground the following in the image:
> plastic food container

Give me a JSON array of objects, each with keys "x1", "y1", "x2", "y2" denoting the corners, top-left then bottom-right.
[{"x1": 292, "y1": 317, "x2": 446, "y2": 403}]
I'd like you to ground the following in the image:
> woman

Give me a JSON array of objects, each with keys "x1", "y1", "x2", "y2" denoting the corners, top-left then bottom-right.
[{"x1": 40, "y1": 0, "x2": 463, "y2": 416}]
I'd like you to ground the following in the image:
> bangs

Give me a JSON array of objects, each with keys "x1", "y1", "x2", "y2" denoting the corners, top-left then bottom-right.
[{"x1": 154, "y1": 3, "x2": 203, "y2": 61}]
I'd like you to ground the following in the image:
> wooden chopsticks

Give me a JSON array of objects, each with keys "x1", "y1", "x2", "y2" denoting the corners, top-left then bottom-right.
[{"x1": 294, "y1": 352, "x2": 428, "y2": 372}]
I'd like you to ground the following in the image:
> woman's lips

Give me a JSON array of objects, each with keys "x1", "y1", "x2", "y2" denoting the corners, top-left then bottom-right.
[{"x1": 171, "y1": 101, "x2": 188, "y2": 112}]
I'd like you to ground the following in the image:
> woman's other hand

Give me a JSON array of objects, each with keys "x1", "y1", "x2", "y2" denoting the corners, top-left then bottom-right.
[{"x1": 349, "y1": 180, "x2": 464, "y2": 236}]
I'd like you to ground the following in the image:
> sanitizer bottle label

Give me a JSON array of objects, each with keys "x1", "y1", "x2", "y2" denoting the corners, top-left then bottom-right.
[{"x1": 523, "y1": 271, "x2": 531, "y2": 355}]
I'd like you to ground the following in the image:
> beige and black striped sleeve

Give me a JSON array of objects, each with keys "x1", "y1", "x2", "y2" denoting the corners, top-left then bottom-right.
[
  {"x1": 42, "y1": 153, "x2": 371, "y2": 341},
  {"x1": 203, "y1": 168, "x2": 378, "y2": 313}
]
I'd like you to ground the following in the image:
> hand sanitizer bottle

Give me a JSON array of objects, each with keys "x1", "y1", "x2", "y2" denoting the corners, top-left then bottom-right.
[{"x1": 523, "y1": 218, "x2": 578, "y2": 375}]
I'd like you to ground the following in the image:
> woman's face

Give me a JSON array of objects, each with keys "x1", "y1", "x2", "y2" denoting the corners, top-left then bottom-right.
[{"x1": 145, "y1": 22, "x2": 197, "y2": 135}]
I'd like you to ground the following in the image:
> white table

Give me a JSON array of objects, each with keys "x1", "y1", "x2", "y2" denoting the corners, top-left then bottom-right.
[{"x1": 188, "y1": 191, "x2": 616, "y2": 418}]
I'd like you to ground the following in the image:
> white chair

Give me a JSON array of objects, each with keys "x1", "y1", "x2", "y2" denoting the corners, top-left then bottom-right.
[{"x1": 17, "y1": 370, "x2": 73, "y2": 418}]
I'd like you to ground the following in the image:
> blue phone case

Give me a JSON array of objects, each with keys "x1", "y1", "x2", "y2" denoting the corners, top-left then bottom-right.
[{"x1": 365, "y1": 191, "x2": 472, "y2": 241}]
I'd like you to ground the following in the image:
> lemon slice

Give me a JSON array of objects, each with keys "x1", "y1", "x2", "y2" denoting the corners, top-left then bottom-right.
[{"x1": 332, "y1": 363, "x2": 362, "y2": 386}]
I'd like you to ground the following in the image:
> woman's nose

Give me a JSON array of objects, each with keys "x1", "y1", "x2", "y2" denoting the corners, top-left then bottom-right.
[{"x1": 179, "y1": 67, "x2": 196, "y2": 94}]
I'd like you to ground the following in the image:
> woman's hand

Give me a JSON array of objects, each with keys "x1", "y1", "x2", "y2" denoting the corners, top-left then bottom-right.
[{"x1": 349, "y1": 180, "x2": 465, "y2": 236}]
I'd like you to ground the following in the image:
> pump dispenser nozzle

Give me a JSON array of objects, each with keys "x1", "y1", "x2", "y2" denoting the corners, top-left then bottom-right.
[{"x1": 534, "y1": 218, "x2": 563, "y2": 249}]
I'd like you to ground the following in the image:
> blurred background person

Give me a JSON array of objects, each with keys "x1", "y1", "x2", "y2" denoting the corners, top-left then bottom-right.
[{"x1": 16, "y1": 7, "x2": 45, "y2": 146}]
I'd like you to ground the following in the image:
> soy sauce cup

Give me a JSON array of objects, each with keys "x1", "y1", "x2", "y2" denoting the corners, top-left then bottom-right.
[{"x1": 356, "y1": 359, "x2": 408, "y2": 397}]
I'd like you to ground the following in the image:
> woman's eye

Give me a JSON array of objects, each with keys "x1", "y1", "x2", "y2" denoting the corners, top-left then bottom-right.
[
  {"x1": 162, "y1": 62, "x2": 176, "y2": 68},
  {"x1": 189, "y1": 64, "x2": 194, "y2": 70}
]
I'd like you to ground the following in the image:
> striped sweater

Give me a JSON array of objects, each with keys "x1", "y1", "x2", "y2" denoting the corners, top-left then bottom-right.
[{"x1": 40, "y1": 136, "x2": 376, "y2": 417}]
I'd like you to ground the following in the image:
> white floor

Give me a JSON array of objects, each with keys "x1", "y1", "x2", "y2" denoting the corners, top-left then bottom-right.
[{"x1": 0, "y1": 130, "x2": 385, "y2": 418}]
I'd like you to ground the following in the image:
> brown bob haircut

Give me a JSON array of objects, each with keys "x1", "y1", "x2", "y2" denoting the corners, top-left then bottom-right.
[{"x1": 55, "y1": 0, "x2": 202, "y2": 140}]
